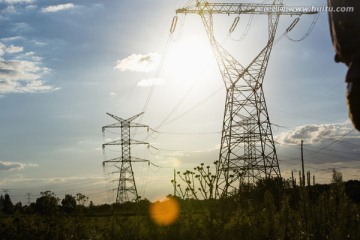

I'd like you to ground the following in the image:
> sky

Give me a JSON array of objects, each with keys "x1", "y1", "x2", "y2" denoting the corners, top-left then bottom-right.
[{"x1": 0, "y1": 0, "x2": 359, "y2": 205}]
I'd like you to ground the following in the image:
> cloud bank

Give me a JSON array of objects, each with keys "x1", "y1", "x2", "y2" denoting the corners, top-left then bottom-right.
[
  {"x1": 277, "y1": 122, "x2": 354, "y2": 145},
  {"x1": 115, "y1": 53, "x2": 161, "y2": 72},
  {"x1": 0, "y1": 161, "x2": 38, "y2": 171}
]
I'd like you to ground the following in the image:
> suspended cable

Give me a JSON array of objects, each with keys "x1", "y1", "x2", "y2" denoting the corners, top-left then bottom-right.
[
  {"x1": 277, "y1": 140, "x2": 360, "y2": 161},
  {"x1": 285, "y1": 13, "x2": 319, "y2": 42},
  {"x1": 138, "y1": 37, "x2": 171, "y2": 121},
  {"x1": 304, "y1": 129, "x2": 355, "y2": 157},
  {"x1": 132, "y1": 0, "x2": 182, "y2": 136},
  {"x1": 149, "y1": 26, "x2": 231, "y2": 134},
  {"x1": 156, "y1": 86, "x2": 223, "y2": 129},
  {"x1": 150, "y1": 145, "x2": 218, "y2": 153},
  {"x1": 149, "y1": 127, "x2": 221, "y2": 135}
]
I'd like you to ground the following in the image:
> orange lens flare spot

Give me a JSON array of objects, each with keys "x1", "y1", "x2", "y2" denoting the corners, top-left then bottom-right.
[{"x1": 149, "y1": 197, "x2": 180, "y2": 226}]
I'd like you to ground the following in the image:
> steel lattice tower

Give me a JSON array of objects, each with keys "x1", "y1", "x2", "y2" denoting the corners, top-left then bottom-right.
[
  {"x1": 102, "y1": 112, "x2": 149, "y2": 204},
  {"x1": 176, "y1": 0, "x2": 316, "y2": 197}
]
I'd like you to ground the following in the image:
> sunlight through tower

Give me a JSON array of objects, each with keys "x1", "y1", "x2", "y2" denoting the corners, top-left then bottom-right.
[{"x1": 176, "y1": 0, "x2": 317, "y2": 198}]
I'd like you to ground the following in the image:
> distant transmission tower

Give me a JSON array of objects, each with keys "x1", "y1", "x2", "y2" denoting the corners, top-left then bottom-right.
[
  {"x1": 26, "y1": 193, "x2": 32, "y2": 205},
  {"x1": 176, "y1": 0, "x2": 317, "y2": 197},
  {"x1": 102, "y1": 112, "x2": 149, "y2": 204}
]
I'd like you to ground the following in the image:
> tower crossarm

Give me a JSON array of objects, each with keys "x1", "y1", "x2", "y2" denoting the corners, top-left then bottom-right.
[
  {"x1": 102, "y1": 123, "x2": 121, "y2": 133},
  {"x1": 105, "y1": 112, "x2": 144, "y2": 124},
  {"x1": 176, "y1": 2, "x2": 317, "y2": 15},
  {"x1": 102, "y1": 139, "x2": 122, "y2": 148},
  {"x1": 103, "y1": 157, "x2": 149, "y2": 165},
  {"x1": 102, "y1": 139, "x2": 149, "y2": 148},
  {"x1": 131, "y1": 157, "x2": 150, "y2": 163},
  {"x1": 106, "y1": 112, "x2": 125, "y2": 122},
  {"x1": 131, "y1": 140, "x2": 149, "y2": 145},
  {"x1": 130, "y1": 122, "x2": 149, "y2": 129}
]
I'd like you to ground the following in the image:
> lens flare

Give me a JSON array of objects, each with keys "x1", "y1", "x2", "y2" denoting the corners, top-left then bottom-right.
[{"x1": 149, "y1": 197, "x2": 180, "y2": 226}]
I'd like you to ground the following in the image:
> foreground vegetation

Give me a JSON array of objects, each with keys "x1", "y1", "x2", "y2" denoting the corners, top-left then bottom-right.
[{"x1": 1, "y1": 170, "x2": 360, "y2": 240}]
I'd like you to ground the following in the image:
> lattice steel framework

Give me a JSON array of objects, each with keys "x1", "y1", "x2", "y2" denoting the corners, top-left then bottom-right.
[
  {"x1": 102, "y1": 112, "x2": 149, "y2": 204},
  {"x1": 176, "y1": 0, "x2": 316, "y2": 197}
]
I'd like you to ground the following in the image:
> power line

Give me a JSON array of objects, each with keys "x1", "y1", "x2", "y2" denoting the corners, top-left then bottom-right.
[
  {"x1": 304, "y1": 129, "x2": 355, "y2": 157},
  {"x1": 149, "y1": 127, "x2": 221, "y2": 135}
]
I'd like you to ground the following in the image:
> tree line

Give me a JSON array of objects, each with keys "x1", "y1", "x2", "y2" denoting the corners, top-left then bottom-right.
[{"x1": 1, "y1": 169, "x2": 360, "y2": 239}]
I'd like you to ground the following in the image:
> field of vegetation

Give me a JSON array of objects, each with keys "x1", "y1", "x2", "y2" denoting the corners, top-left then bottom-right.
[{"x1": 1, "y1": 169, "x2": 360, "y2": 240}]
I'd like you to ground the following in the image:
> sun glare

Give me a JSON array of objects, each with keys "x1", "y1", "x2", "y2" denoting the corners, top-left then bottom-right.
[
  {"x1": 163, "y1": 35, "x2": 215, "y2": 82},
  {"x1": 149, "y1": 197, "x2": 180, "y2": 226}
]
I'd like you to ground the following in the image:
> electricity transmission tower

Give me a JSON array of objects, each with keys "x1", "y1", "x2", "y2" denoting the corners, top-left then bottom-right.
[
  {"x1": 176, "y1": 0, "x2": 317, "y2": 197},
  {"x1": 102, "y1": 112, "x2": 149, "y2": 204},
  {"x1": 26, "y1": 193, "x2": 32, "y2": 205}
]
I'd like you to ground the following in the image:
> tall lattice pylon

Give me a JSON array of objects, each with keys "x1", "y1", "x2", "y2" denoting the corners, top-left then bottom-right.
[
  {"x1": 176, "y1": 0, "x2": 317, "y2": 197},
  {"x1": 102, "y1": 112, "x2": 149, "y2": 204}
]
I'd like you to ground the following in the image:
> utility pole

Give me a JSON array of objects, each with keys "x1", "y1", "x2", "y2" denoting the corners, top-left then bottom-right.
[
  {"x1": 307, "y1": 170, "x2": 310, "y2": 186},
  {"x1": 301, "y1": 140, "x2": 305, "y2": 187},
  {"x1": 313, "y1": 175, "x2": 315, "y2": 185},
  {"x1": 102, "y1": 112, "x2": 150, "y2": 204},
  {"x1": 173, "y1": 169, "x2": 177, "y2": 197},
  {"x1": 176, "y1": 0, "x2": 317, "y2": 198}
]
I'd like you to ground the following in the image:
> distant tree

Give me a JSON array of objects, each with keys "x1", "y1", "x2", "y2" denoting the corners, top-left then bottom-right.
[
  {"x1": 1, "y1": 194, "x2": 14, "y2": 214},
  {"x1": 35, "y1": 191, "x2": 59, "y2": 214},
  {"x1": 14, "y1": 202, "x2": 23, "y2": 213},
  {"x1": 332, "y1": 169, "x2": 343, "y2": 185},
  {"x1": 76, "y1": 193, "x2": 88, "y2": 206},
  {"x1": 61, "y1": 194, "x2": 77, "y2": 214},
  {"x1": 23, "y1": 202, "x2": 36, "y2": 214},
  {"x1": 0, "y1": 195, "x2": 3, "y2": 212}
]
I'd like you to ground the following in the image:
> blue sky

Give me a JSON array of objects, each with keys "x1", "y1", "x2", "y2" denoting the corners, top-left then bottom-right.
[{"x1": 0, "y1": 0, "x2": 359, "y2": 205}]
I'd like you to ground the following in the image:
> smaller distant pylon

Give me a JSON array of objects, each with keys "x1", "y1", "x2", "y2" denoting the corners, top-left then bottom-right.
[{"x1": 102, "y1": 112, "x2": 149, "y2": 204}]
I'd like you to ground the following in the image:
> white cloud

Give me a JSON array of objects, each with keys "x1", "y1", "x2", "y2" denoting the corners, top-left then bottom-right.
[
  {"x1": 0, "y1": 42, "x2": 59, "y2": 94},
  {"x1": 109, "y1": 91, "x2": 117, "y2": 96},
  {"x1": 5, "y1": 44, "x2": 23, "y2": 53},
  {"x1": 12, "y1": 22, "x2": 31, "y2": 32},
  {"x1": 0, "y1": 161, "x2": 24, "y2": 171},
  {"x1": 1, "y1": 0, "x2": 33, "y2": 3},
  {"x1": 4, "y1": 5, "x2": 16, "y2": 13},
  {"x1": 0, "y1": 43, "x2": 5, "y2": 56},
  {"x1": 20, "y1": 51, "x2": 42, "y2": 61},
  {"x1": 0, "y1": 161, "x2": 38, "y2": 171},
  {"x1": 115, "y1": 53, "x2": 161, "y2": 72},
  {"x1": 33, "y1": 40, "x2": 46, "y2": 46},
  {"x1": 0, "y1": 0, "x2": 35, "y2": 14},
  {"x1": 137, "y1": 78, "x2": 165, "y2": 87},
  {"x1": 41, "y1": 3, "x2": 75, "y2": 13},
  {"x1": 276, "y1": 122, "x2": 354, "y2": 145},
  {"x1": 1, "y1": 36, "x2": 23, "y2": 42}
]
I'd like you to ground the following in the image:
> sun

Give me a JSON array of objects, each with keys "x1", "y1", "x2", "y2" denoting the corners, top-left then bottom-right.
[{"x1": 162, "y1": 34, "x2": 216, "y2": 83}]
